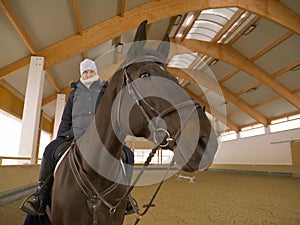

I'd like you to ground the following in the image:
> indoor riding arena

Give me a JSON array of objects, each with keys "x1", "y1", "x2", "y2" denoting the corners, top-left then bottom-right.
[{"x1": 0, "y1": 1, "x2": 300, "y2": 225}]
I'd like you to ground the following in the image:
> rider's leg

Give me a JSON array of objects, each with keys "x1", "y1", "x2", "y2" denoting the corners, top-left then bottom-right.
[
  {"x1": 20, "y1": 156, "x2": 53, "y2": 216},
  {"x1": 20, "y1": 139, "x2": 60, "y2": 215},
  {"x1": 28, "y1": 156, "x2": 53, "y2": 214},
  {"x1": 121, "y1": 145, "x2": 138, "y2": 215}
]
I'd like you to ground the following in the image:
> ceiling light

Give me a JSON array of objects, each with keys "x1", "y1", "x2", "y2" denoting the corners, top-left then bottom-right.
[
  {"x1": 243, "y1": 24, "x2": 256, "y2": 35},
  {"x1": 246, "y1": 87, "x2": 257, "y2": 93},
  {"x1": 210, "y1": 59, "x2": 219, "y2": 66},
  {"x1": 174, "y1": 15, "x2": 182, "y2": 26},
  {"x1": 291, "y1": 63, "x2": 300, "y2": 71},
  {"x1": 117, "y1": 43, "x2": 123, "y2": 53}
]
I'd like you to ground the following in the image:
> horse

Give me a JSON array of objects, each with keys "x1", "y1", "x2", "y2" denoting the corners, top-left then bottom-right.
[{"x1": 49, "y1": 20, "x2": 218, "y2": 225}]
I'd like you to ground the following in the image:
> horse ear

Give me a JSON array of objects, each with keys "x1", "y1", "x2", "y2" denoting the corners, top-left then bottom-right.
[
  {"x1": 133, "y1": 20, "x2": 148, "y2": 43},
  {"x1": 157, "y1": 34, "x2": 170, "y2": 61},
  {"x1": 126, "y1": 20, "x2": 148, "y2": 59}
]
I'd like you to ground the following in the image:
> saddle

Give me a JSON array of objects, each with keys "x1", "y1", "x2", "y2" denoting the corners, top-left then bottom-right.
[{"x1": 52, "y1": 137, "x2": 74, "y2": 169}]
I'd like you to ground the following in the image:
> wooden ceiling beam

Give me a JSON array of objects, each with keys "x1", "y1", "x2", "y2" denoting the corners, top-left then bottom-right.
[
  {"x1": 228, "y1": 15, "x2": 260, "y2": 45},
  {"x1": 237, "y1": 0, "x2": 300, "y2": 35},
  {"x1": 120, "y1": 0, "x2": 126, "y2": 17},
  {"x1": 45, "y1": 70, "x2": 60, "y2": 92},
  {"x1": 0, "y1": 80, "x2": 54, "y2": 131},
  {"x1": 213, "y1": 9, "x2": 246, "y2": 43},
  {"x1": 0, "y1": 0, "x2": 62, "y2": 93},
  {"x1": 181, "y1": 39, "x2": 300, "y2": 110},
  {"x1": 72, "y1": 0, "x2": 83, "y2": 35},
  {"x1": 0, "y1": 0, "x2": 38, "y2": 54},
  {"x1": 0, "y1": 79, "x2": 24, "y2": 101},
  {"x1": 1, "y1": 0, "x2": 299, "y2": 78},
  {"x1": 180, "y1": 11, "x2": 201, "y2": 41},
  {"x1": 42, "y1": 86, "x2": 72, "y2": 106},
  {"x1": 0, "y1": 56, "x2": 30, "y2": 79},
  {"x1": 168, "y1": 68, "x2": 268, "y2": 126},
  {"x1": 184, "y1": 88, "x2": 239, "y2": 132}
]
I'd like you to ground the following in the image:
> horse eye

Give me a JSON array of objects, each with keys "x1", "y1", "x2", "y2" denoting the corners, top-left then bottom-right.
[{"x1": 140, "y1": 72, "x2": 150, "y2": 78}]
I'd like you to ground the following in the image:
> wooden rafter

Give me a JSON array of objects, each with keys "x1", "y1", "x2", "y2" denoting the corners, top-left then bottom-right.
[
  {"x1": 212, "y1": 9, "x2": 245, "y2": 43},
  {"x1": 0, "y1": 0, "x2": 299, "y2": 130},
  {"x1": 120, "y1": 0, "x2": 126, "y2": 17},
  {"x1": 0, "y1": 0, "x2": 38, "y2": 54},
  {"x1": 228, "y1": 15, "x2": 260, "y2": 45},
  {"x1": 45, "y1": 71, "x2": 60, "y2": 92},
  {"x1": 181, "y1": 40, "x2": 300, "y2": 110},
  {"x1": 1, "y1": 0, "x2": 299, "y2": 78},
  {"x1": 72, "y1": 0, "x2": 83, "y2": 35},
  {"x1": 229, "y1": 89, "x2": 300, "y2": 128},
  {"x1": 223, "y1": 30, "x2": 294, "y2": 95},
  {"x1": 168, "y1": 68, "x2": 268, "y2": 126},
  {"x1": 167, "y1": 68, "x2": 239, "y2": 131},
  {"x1": 72, "y1": 0, "x2": 88, "y2": 60},
  {"x1": 0, "y1": 0, "x2": 61, "y2": 93},
  {"x1": 180, "y1": 11, "x2": 201, "y2": 41},
  {"x1": 185, "y1": 88, "x2": 239, "y2": 132},
  {"x1": 237, "y1": 0, "x2": 300, "y2": 35}
]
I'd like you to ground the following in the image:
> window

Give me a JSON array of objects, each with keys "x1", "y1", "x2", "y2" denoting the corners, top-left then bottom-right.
[
  {"x1": 168, "y1": 53, "x2": 198, "y2": 69},
  {"x1": 185, "y1": 8, "x2": 238, "y2": 42},
  {"x1": 239, "y1": 124, "x2": 265, "y2": 138},
  {"x1": 270, "y1": 114, "x2": 300, "y2": 133},
  {"x1": 219, "y1": 130, "x2": 237, "y2": 142},
  {"x1": 38, "y1": 130, "x2": 51, "y2": 162},
  {"x1": 134, "y1": 149, "x2": 158, "y2": 164},
  {"x1": 161, "y1": 150, "x2": 174, "y2": 164},
  {"x1": 0, "y1": 109, "x2": 22, "y2": 158},
  {"x1": 0, "y1": 109, "x2": 51, "y2": 165}
]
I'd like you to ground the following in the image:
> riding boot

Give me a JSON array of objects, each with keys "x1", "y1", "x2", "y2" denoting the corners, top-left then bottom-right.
[{"x1": 20, "y1": 157, "x2": 53, "y2": 216}]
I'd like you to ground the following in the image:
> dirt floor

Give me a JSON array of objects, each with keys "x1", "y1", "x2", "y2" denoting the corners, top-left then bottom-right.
[{"x1": 1, "y1": 171, "x2": 300, "y2": 225}]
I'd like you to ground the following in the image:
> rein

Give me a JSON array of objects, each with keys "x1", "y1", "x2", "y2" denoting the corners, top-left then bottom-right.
[
  {"x1": 69, "y1": 143, "x2": 124, "y2": 225},
  {"x1": 120, "y1": 62, "x2": 202, "y2": 224},
  {"x1": 69, "y1": 59, "x2": 202, "y2": 225}
]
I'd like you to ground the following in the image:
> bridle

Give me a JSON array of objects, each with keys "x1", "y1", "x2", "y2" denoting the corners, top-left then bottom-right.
[
  {"x1": 121, "y1": 58, "x2": 202, "y2": 149},
  {"x1": 118, "y1": 59, "x2": 203, "y2": 224},
  {"x1": 69, "y1": 58, "x2": 203, "y2": 225}
]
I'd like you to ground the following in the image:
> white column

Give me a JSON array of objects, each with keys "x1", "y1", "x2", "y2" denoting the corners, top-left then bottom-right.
[
  {"x1": 19, "y1": 56, "x2": 45, "y2": 164},
  {"x1": 53, "y1": 94, "x2": 66, "y2": 138}
]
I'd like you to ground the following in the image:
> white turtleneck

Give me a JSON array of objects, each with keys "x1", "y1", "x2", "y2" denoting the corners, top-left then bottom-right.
[{"x1": 80, "y1": 74, "x2": 100, "y2": 89}]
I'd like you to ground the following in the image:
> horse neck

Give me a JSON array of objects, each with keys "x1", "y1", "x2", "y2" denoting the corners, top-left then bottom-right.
[
  {"x1": 75, "y1": 72, "x2": 125, "y2": 182},
  {"x1": 94, "y1": 71, "x2": 125, "y2": 159}
]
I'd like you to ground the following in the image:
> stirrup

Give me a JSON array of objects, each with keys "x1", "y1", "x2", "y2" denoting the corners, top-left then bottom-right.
[
  {"x1": 125, "y1": 198, "x2": 139, "y2": 215},
  {"x1": 19, "y1": 193, "x2": 44, "y2": 216}
]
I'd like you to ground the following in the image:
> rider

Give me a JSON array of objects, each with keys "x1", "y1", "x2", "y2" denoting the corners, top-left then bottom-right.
[{"x1": 20, "y1": 58, "x2": 136, "y2": 216}]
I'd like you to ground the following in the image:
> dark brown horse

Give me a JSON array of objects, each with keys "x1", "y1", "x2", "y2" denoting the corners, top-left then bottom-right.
[{"x1": 50, "y1": 20, "x2": 218, "y2": 225}]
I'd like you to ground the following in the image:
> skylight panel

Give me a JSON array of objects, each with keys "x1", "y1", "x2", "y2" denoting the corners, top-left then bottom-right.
[
  {"x1": 185, "y1": 7, "x2": 238, "y2": 42},
  {"x1": 168, "y1": 53, "x2": 198, "y2": 69}
]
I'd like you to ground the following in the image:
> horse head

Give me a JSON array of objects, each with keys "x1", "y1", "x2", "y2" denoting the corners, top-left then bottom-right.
[{"x1": 114, "y1": 20, "x2": 218, "y2": 172}]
